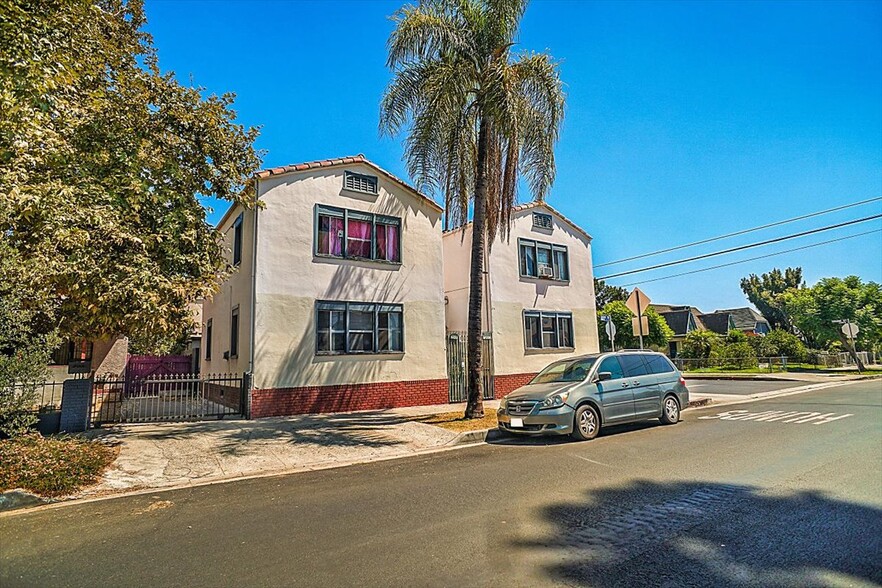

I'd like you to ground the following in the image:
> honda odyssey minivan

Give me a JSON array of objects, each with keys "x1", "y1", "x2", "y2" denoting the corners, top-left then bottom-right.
[{"x1": 497, "y1": 350, "x2": 689, "y2": 440}]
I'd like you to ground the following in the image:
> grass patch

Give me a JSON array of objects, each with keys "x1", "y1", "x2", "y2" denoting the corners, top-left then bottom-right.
[
  {"x1": 413, "y1": 411, "x2": 499, "y2": 432},
  {"x1": 0, "y1": 434, "x2": 118, "y2": 497}
]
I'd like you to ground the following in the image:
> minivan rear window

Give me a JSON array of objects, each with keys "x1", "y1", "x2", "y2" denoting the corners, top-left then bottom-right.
[
  {"x1": 645, "y1": 354, "x2": 676, "y2": 374},
  {"x1": 618, "y1": 354, "x2": 650, "y2": 377}
]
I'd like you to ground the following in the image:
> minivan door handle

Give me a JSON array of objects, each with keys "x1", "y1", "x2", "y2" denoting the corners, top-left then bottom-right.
[
  {"x1": 633, "y1": 380, "x2": 640, "y2": 386},
  {"x1": 621, "y1": 382, "x2": 630, "y2": 388}
]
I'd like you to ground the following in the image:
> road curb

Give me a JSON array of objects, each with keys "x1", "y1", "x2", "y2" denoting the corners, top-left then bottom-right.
[
  {"x1": 687, "y1": 398, "x2": 713, "y2": 408},
  {"x1": 684, "y1": 374, "x2": 802, "y2": 382},
  {"x1": 446, "y1": 428, "x2": 504, "y2": 446}
]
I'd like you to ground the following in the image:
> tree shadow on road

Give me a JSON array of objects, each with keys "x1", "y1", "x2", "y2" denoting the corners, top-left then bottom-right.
[{"x1": 512, "y1": 479, "x2": 882, "y2": 587}]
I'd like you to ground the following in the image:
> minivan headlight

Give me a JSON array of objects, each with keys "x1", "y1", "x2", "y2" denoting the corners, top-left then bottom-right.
[{"x1": 540, "y1": 392, "x2": 569, "y2": 410}]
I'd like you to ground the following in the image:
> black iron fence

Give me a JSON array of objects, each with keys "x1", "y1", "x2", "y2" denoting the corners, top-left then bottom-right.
[
  {"x1": 446, "y1": 332, "x2": 495, "y2": 402},
  {"x1": 91, "y1": 372, "x2": 248, "y2": 426}
]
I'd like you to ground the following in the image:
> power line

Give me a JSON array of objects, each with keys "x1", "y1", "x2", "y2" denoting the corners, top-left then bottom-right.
[
  {"x1": 616, "y1": 228, "x2": 882, "y2": 287},
  {"x1": 596, "y1": 214, "x2": 882, "y2": 280},
  {"x1": 595, "y1": 196, "x2": 882, "y2": 268}
]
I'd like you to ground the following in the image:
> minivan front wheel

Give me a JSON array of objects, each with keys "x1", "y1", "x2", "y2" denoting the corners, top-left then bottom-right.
[
  {"x1": 660, "y1": 395, "x2": 680, "y2": 425},
  {"x1": 571, "y1": 405, "x2": 600, "y2": 441}
]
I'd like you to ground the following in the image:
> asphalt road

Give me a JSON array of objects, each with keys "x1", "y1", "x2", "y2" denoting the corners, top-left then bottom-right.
[
  {"x1": 2, "y1": 380, "x2": 881, "y2": 588},
  {"x1": 684, "y1": 378, "x2": 808, "y2": 396}
]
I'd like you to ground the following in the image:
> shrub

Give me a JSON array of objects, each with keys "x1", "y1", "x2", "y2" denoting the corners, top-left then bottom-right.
[{"x1": 710, "y1": 342, "x2": 759, "y2": 369}]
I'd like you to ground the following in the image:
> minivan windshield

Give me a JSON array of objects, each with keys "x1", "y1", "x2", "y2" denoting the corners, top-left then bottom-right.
[{"x1": 530, "y1": 358, "x2": 597, "y2": 385}]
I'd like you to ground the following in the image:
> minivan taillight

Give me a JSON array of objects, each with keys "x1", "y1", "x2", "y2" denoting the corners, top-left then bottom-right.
[{"x1": 679, "y1": 376, "x2": 687, "y2": 386}]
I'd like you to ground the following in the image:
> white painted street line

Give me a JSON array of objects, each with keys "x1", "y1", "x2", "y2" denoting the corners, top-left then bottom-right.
[
  {"x1": 571, "y1": 454, "x2": 615, "y2": 468},
  {"x1": 699, "y1": 409, "x2": 854, "y2": 425}
]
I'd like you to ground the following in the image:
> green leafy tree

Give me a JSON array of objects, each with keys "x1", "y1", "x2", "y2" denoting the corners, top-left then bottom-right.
[
  {"x1": 597, "y1": 301, "x2": 673, "y2": 351},
  {"x1": 725, "y1": 329, "x2": 748, "y2": 344},
  {"x1": 594, "y1": 279, "x2": 628, "y2": 311},
  {"x1": 740, "y1": 267, "x2": 804, "y2": 332},
  {"x1": 782, "y1": 276, "x2": 882, "y2": 370},
  {"x1": 1, "y1": 0, "x2": 261, "y2": 354},
  {"x1": 381, "y1": 0, "x2": 564, "y2": 418},
  {"x1": 679, "y1": 330, "x2": 722, "y2": 365},
  {"x1": 710, "y1": 341, "x2": 759, "y2": 370},
  {"x1": 749, "y1": 329, "x2": 807, "y2": 361}
]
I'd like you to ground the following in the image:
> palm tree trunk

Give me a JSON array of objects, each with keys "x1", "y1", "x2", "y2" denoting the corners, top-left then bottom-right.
[{"x1": 465, "y1": 119, "x2": 490, "y2": 419}]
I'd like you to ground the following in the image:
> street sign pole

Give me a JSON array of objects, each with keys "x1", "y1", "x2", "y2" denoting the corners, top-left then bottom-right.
[{"x1": 636, "y1": 295, "x2": 644, "y2": 350}]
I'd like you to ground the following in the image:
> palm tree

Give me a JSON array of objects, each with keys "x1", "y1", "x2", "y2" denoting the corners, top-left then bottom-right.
[{"x1": 381, "y1": 0, "x2": 564, "y2": 418}]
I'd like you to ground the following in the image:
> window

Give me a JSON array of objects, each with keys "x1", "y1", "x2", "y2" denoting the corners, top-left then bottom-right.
[
  {"x1": 232, "y1": 214, "x2": 243, "y2": 266},
  {"x1": 597, "y1": 356, "x2": 625, "y2": 380},
  {"x1": 530, "y1": 358, "x2": 597, "y2": 384},
  {"x1": 343, "y1": 171, "x2": 379, "y2": 195},
  {"x1": 51, "y1": 340, "x2": 93, "y2": 365},
  {"x1": 230, "y1": 306, "x2": 239, "y2": 359},
  {"x1": 205, "y1": 319, "x2": 212, "y2": 360},
  {"x1": 532, "y1": 212, "x2": 553, "y2": 230},
  {"x1": 315, "y1": 205, "x2": 401, "y2": 263},
  {"x1": 645, "y1": 353, "x2": 675, "y2": 374},
  {"x1": 619, "y1": 353, "x2": 649, "y2": 377},
  {"x1": 315, "y1": 301, "x2": 404, "y2": 355},
  {"x1": 518, "y1": 239, "x2": 569, "y2": 280},
  {"x1": 524, "y1": 311, "x2": 574, "y2": 349}
]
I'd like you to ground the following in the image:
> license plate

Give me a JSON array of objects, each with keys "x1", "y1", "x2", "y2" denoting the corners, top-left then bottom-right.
[{"x1": 511, "y1": 418, "x2": 524, "y2": 428}]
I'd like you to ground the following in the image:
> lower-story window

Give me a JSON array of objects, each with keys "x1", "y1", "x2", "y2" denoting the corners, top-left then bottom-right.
[
  {"x1": 316, "y1": 301, "x2": 404, "y2": 355},
  {"x1": 524, "y1": 310, "x2": 574, "y2": 349}
]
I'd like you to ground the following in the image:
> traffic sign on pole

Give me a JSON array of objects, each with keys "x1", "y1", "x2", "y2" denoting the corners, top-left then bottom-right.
[
  {"x1": 605, "y1": 320, "x2": 617, "y2": 351},
  {"x1": 626, "y1": 288, "x2": 652, "y2": 350}
]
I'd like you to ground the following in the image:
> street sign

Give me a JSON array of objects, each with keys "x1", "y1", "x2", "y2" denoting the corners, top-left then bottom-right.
[
  {"x1": 632, "y1": 316, "x2": 649, "y2": 337},
  {"x1": 626, "y1": 288, "x2": 652, "y2": 349},
  {"x1": 625, "y1": 288, "x2": 651, "y2": 317},
  {"x1": 841, "y1": 322, "x2": 860, "y2": 338},
  {"x1": 600, "y1": 314, "x2": 611, "y2": 323},
  {"x1": 605, "y1": 320, "x2": 617, "y2": 340}
]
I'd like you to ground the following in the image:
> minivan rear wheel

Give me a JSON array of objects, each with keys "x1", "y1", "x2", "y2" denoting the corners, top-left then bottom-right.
[
  {"x1": 571, "y1": 405, "x2": 600, "y2": 441},
  {"x1": 660, "y1": 395, "x2": 680, "y2": 425}
]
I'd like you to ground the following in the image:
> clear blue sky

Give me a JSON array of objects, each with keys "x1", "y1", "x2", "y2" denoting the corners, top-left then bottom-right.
[{"x1": 144, "y1": 0, "x2": 882, "y2": 311}]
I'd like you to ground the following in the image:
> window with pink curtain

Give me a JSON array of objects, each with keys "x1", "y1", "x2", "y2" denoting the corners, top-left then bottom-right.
[
  {"x1": 318, "y1": 215, "x2": 344, "y2": 257},
  {"x1": 375, "y1": 223, "x2": 400, "y2": 262},
  {"x1": 346, "y1": 218, "x2": 372, "y2": 258}
]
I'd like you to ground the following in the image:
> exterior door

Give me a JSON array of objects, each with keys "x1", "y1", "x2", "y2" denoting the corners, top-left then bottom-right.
[
  {"x1": 594, "y1": 356, "x2": 634, "y2": 421},
  {"x1": 619, "y1": 353, "x2": 661, "y2": 417}
]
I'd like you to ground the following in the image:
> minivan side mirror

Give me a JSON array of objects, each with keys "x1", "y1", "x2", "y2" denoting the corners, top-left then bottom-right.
[{"x1": 596, "y1": 371, "x2": 612, "y2": 382}]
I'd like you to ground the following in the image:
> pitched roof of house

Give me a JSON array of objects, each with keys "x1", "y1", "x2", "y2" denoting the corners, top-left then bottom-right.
[
  {"x1": 714, "y1": 307, "x2": 769, "y2": 331},
  {"x1": 253, "y1": 155, "x2": 443, "y2": 213},
  {"x1": 656, "y1": 309, "x2": 695, "y2": 337},
  {"x1": 698, "y1": 312, "x2": 733, "y2": 335},
  {"x1": 443, "y1": 200, "x2": 593, "y2": 242}
]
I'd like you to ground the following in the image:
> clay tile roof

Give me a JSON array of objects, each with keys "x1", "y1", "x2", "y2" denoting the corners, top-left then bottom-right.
[
  {"x1": 253, "y1": 155, "x2": 442, "y2": 212},
  {"x1": 443, "y1": 200, "x2": 592, "y2": 242}
]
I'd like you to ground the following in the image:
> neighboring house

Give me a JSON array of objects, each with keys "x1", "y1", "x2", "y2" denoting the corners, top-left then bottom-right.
[
  {"x1": 48, "y1": 337, "x2": 129, "y2": 381},
  {"x1": 714, "y1": 307, "x2": 771, "y2": 336},
  {"x1": 651, "y1": 305, "x2": 736, "y2": 357},
  {"x1": 201, "y1": 155, "x2": 448, "y2": 417},
  {"x1": 650, "y1": 304, "x2": 704, "y2": 358},
  {"x1": 443, "y1": 202, "x2": 600, "y2": 397}
]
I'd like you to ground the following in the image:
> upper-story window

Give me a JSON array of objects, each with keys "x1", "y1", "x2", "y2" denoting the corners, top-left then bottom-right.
[
  {"x1": 518, "y1": 238, "x2": 569, "y2": 281},
  {"x1": 232, "y1": 213, "x2": 243, "y2": 266},
  {"x1": 343, "y1": 171, "x2": 379, "y2": 195},
  {"x1": 532, "y1": 212, "x2": 553, "y2": 230},
  {"x1": 315, "y1": 205, "x2": 401, "y2": 263}
]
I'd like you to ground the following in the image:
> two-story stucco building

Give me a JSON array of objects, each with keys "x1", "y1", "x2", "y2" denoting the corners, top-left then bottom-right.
[
  {"x1": 443, "y1": 202, "x2": 600, "y2": 397},
  {"x1": 201, "y1": 155, "x2": 448, "y2": 417}
]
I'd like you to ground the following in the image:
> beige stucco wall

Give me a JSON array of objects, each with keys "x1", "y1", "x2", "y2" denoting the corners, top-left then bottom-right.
[
  {"x1": 201, "y1": 204, "x2": 255, "y2": 376},
  {"x1": 443, "y1": 205, "x2": 599, "y2": 377},
  {"x1": 250, "y1": 164, "x2": 447, "y2": 389}
]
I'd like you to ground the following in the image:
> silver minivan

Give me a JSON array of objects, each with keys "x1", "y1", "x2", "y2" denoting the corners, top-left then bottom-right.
[{"x1": 497, "y1": 350, "x2": 689, "y2": 440}]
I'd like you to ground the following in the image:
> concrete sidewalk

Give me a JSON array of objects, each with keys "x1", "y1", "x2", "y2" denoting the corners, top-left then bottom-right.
[{"x1": 84, "y1": 401, "x2": 499, "y2": 498}]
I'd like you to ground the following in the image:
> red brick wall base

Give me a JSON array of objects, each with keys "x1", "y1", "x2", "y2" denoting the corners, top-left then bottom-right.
[
  {"x1": 251, "y1": 378, "x2": 449, "y2": 418},
  {"x1": 493, "y1": 373, "x2": 537, "y2": 398}
]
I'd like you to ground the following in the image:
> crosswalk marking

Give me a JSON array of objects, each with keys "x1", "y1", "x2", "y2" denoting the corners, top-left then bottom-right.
[{"x1": 699, "y1": 409, "x2": 854, "y2": 426}]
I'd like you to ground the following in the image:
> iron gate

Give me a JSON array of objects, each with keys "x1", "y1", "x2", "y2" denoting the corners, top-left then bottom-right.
[
  {"x1": 90, "y1": 372, "x2": 248, "y2": 426},
  {"x1": 446, "y1": 331, "x2": 494, "y2": 403}
]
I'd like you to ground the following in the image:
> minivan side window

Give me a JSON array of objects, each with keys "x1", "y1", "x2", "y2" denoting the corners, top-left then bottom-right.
[
  {"x1": 645, "y1": 354, "x2": 676, "y2": 374},
  {"x1": 619, "y1": 354, "x2": 650, "y2": 377},
  {"x1": 597, "y1": 356, "x2": 625, "y2": 380}
]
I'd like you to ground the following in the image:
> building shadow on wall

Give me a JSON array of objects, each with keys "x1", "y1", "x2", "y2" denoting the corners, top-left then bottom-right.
[{"x1": 509, "y1": 479, "x2": 882, "y2": 587}]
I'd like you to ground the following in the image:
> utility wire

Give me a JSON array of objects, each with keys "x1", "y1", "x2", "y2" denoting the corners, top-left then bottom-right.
[
  {"x1": 597, "y1": 214, "x2": 882, "y2": 280},
  {"x1": 595, "y1": 196, "x2": 882, "y2": 268},
  {"x1": 617, "y1": 228, "x2": 882, "y2": 287}
]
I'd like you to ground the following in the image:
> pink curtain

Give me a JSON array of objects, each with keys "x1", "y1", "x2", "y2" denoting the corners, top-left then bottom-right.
[
  {"x1": 319, "y1": 216, "x2": 344, "y2": 256},
  {"x1": 347, "y1": 219, "x2": 372, "y2": 258},
  {"x1": 375, "y1": 224, "x2": 399, "y2": 261}
]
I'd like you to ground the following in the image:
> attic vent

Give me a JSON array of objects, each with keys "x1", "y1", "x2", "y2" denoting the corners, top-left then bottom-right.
[
  {"x1": 344, "y1": 171, "x2": 379, "y2": 195},
  {"x1": 533, "y1": 212, "x2": 553, "y2": 230}
]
